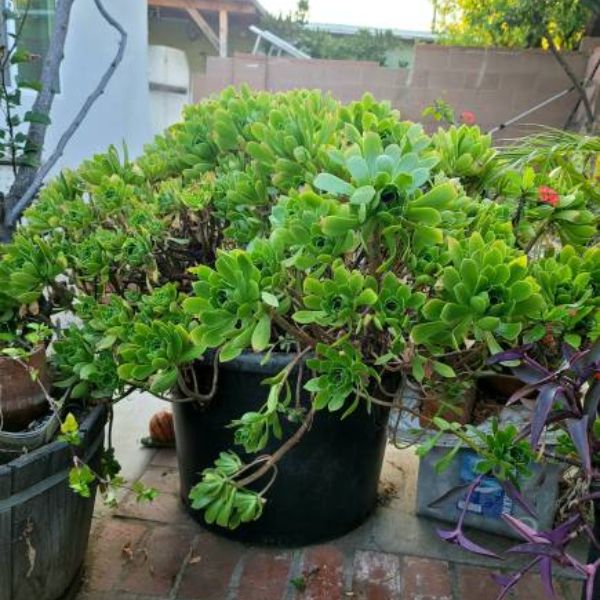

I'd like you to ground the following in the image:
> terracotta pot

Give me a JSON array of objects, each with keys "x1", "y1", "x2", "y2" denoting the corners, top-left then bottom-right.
[
  {"x1": 419, "y1": 387, "x2": 476, "y2": 428},
  {"x1": 418, "y1": 374, "x2": 524, "y2": 428},
  {"x1": 0, "y1": 346, "x2": 50, "y2": 432}
]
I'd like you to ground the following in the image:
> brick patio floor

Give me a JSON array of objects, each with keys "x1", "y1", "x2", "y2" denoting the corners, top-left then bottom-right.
[{"x1": 76, "y1": 448, "x2": 584, "y2": 600}]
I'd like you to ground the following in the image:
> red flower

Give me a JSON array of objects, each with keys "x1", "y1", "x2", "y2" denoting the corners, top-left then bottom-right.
[
  {"x1": 595, "y1": 372, "x2": 600, "y2": 381},
  {"x1": 538, "y1": 186, "x2": 559, "y2": 207},
  {"x1": 460, "y1": 111, "x2": 476, "y2": 125}
]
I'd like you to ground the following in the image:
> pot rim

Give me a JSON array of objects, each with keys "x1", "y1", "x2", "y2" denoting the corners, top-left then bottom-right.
[
  {"x1": 0, "y1": 343, "x2": 46, "y2": 364},
  {"x1": 198, "y1": 350, "x2": 308, "y2": 374}
]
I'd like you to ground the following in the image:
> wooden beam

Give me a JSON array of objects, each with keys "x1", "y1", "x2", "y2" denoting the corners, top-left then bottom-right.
[
  {"x1": 185, "y1": 5, "x2": 219, "y2": 51},
  {"x1": 148, "y1": 0, "x2": 256, "y2": 14},
  {"x1": 219, "y1": 10, "x2": 228, "y2": 57}
]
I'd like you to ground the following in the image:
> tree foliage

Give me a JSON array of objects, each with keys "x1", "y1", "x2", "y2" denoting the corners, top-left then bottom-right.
[
  {"x1": 260, "y1": 1, "x2": 406, "y2": 66},
  {"x1": 436, "y1": 0, "x2": 596, "y2": 49}
]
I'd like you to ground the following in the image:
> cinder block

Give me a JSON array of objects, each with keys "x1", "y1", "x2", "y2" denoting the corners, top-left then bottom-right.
[
  {"x1": 413, "y1": 44, "x2": 451, "y2": 70},
  {"x1": 536, "y1": 76, "x2": 572, "y2": 95},
  {"x1": 426, "y1": 69, "x2": 468, "y2": 90},
  {"x1": 449, "y1": 47, "x2": 486, "y2": 70},
  {"x1": 464, "y1": 72, "x2": 501, "y2": 90},
  {"x1": 500, "y1": 72, "x2": 540, "y2": 90},
  {"x1": 409, "y1": 70, "x2": 429, "y2": 88},
  {"x1": 581, "y1": 36, "x2": 600, "y2": 53}
]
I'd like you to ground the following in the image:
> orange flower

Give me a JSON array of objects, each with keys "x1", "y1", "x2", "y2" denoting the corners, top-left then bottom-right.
[
  {"x1": 460, "y1": 111, "x2": 476, "y2": 125},
  {"x1": 538, "y1": 186, "x2": 559, "y2": 207}
]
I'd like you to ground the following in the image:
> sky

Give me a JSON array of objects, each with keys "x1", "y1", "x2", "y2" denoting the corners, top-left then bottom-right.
[{"x1": 260, "y1": 0, "x2": 435, "y2": 32}]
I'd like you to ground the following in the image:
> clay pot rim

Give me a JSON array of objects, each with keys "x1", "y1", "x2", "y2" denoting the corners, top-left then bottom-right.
[{"x1": 0, "y1": 344, "x2": 47, "y2": 364}]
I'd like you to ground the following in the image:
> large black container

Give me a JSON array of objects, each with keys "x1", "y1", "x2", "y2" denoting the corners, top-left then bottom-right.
[
  {"x1": 173, "y1": 352, "x2": 389, "y2": 546},
  {"x1": 0, "y1": 405, "x2": 106, "y2": 600}
]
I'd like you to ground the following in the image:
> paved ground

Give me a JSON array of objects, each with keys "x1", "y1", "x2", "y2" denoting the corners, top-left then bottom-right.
[{"x1": 76, "y1": 445, "x2": 584, "y2": 600}]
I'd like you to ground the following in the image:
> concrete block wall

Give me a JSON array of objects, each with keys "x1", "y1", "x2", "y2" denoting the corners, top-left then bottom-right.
[{"x1": 192, "y1": 42, "x2": 597, "y2": 137}]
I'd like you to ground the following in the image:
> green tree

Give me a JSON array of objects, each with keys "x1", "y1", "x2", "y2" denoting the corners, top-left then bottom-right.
[
  {"x1": 435, "y1": 0, "x2": 600, "y2": 129},
  {"x1": 260, "y1": 0, "x2": 401, "y2": 66},
  {"x1": 436, "y1": 0, "x2": 595, "y2": 49}
]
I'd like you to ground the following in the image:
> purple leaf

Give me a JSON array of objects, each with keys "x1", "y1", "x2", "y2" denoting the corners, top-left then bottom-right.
[
  {"x1": 531, "y1": 384, "x2": 562, "y2": 448},
  {"x1": 545, "y1": 514, "x2": 582, "y2": 546},
  {"x1": 507, "y1": 376, "x2": 556, "y2": 406},
  {"x1": 502, "y1": 514, "x2": 545, "y2": 542},
  {"x1": 436, "y1": 474, "x2": 500, "y2": 559},
  {"x1": 437, "y1": 527, "x2": 501, "y2": 558},
  {"x1": 562, "y1": 342, "x2": 578, "y2": 363},
  {"x1": 584, "y1": 560, "x2": 600, "y2": 600},
  {"x1": 507, "y1": 543, "x2": 563, "y2": 559},
  {"x1": 584, "y1": 380, "x2": 600, "y2": 423},
  {"x1": 487, "y1": 349, "x2": 527, "y2": 364},
  {"x1": 539, "y1": 557, "x2": 557, "y2": 600},
  {"x1": 492, "y1": 559, "x2": 539, "y2": 600},
  {"x1": 427, "y1": 481, "x2": 471, "y2": 508},
  {"x1": 499, "y1": 480, "x2": 538, "y2": 519},
  {"x1": 585, "y1": 576, "x2": 596, "y2": 600},
  {"x1": 566, "y1": 416, "x2": 591, "y2": 475}
]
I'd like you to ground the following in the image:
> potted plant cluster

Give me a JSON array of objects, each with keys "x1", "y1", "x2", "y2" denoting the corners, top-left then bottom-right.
[
  {"x1": 0, "y1": 231, "x2": 108, "y2": 600},
  {"x1": 0, "y1": 87, "x2": 598, "y2": 594},
  {"x1": 412, "y1": 131, "x2": 600, "y2": 598}
]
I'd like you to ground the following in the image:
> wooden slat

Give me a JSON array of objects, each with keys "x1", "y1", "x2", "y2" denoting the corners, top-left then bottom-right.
[
  {"x1": 10, "y1": 442, "x2": 70, "y2": 600},
  {"x1": 148, "y1": 0, "x2": 257, "y2": 14},
  {"x1": 185, "y1": 5, "x2": 220, "y2": 52},
  {"x1": 0, "y1": 464, "x2": 13, "y2": 600},
  {"x1": 219, "y1": 10, "x2": 229, "y2": 57},
  {"x1": 8, "y1": 407, "x2": 105, "y2": 600}
]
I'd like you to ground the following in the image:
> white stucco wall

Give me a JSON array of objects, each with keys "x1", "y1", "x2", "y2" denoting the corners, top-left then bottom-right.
[
  {"x1": 48, "y1": 0, "x2": 152, "y2": 170},
  {"x1": 4, "y1": 0, "x2": 152, "y2": 180}
]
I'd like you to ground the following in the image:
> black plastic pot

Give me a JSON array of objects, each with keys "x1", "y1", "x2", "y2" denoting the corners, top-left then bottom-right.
[
  {"x1": 0, "y1": 405, "x2": 106, "y2": 600},
  {"x1": 173, "y1": 352, "x2": 389, "y2": 546}
]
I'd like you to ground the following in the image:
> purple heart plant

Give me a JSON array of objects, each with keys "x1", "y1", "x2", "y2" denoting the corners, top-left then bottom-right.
[{"x1": 430, "y1": 340, "x2": 600, "y2": 599}]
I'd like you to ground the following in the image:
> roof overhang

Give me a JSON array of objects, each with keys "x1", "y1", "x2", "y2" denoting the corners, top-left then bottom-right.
[{"x1": 148, "y1": 0, "x2": 262, "y2": 16}]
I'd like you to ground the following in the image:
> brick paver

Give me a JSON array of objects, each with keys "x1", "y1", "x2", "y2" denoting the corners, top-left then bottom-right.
[
  {"x1": 235, "y1": 550, "x2": 294, "y2": 600},
  {"x1": 353, "y1": 550, "x2": 402, "y2": 599},
  {"x1": 298, "y1": 545, "x2": 346, "y2": 600},
  {"x1": 84, "y1": 519, "x2": 148, "y2": 593},
  {"x1": 178, "y1": 532, "x2": 246, "y2": 600},
  {"x1": 118, "y1": 525, "x2": 196, "y2": 596},
  {"x1": 456, "y1": 565, "x2": 503, "y2": 600},
  {"x1": 402, "y1": 557, "x2": 452, "y2": 600},
  {"x1": 77, "y1": 451, "x2": 585, "y2": 600}
]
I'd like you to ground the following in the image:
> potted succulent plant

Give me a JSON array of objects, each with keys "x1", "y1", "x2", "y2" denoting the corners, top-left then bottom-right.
[
  {"x1": 0, "y1": 234, "x2": 109, "y2": 600},
  {"x1": 7, "y1": 89, "x2": 597, "y2": 562}
]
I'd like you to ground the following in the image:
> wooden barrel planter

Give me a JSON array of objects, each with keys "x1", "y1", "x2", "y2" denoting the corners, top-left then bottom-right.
[{"x1": 0, "y1": 405, "x2": 106, "y2": 600}]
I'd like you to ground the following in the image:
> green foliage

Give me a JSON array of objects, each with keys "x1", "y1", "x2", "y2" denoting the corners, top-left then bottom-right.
[
  {"x1": 189, "y1": 452, "x2": 264, "y2": 529},
  {"x1": 68, "y1": 464, "x2": 95, "y2": 498},
  {"x1": 58, "y1": 413, "x2": 81, "y2": 446},
  {"x1": 412, "y1": 232, "x2": 544, "y2": 352},
  {"x1": 305, "y1": 343, "x2": 378, "y2": 415},
  {"x1": 293, "y1": 262, "x2": 378, "y2": 328},
  {"x1": 418, "y1": 418, "x2": 534, "y2": 486},
  {"x1": 432, "y1": 125, "x2": 496, "y2": 184},
  {"x1": 184, "y1": 250, "x2": 271, "y2": 361},
  {"x1": 0, "y1": 17, "x2": 46, "y2": 171},
  {"x1": 2, "y1": 87, "x2": 598, "y2": 532},
  {"x1": 261, "y1": 5, "x2": 404, "y2": 66},
  {"x1": 436, "y1": 0, "x2": 594, "y2": 49}
]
